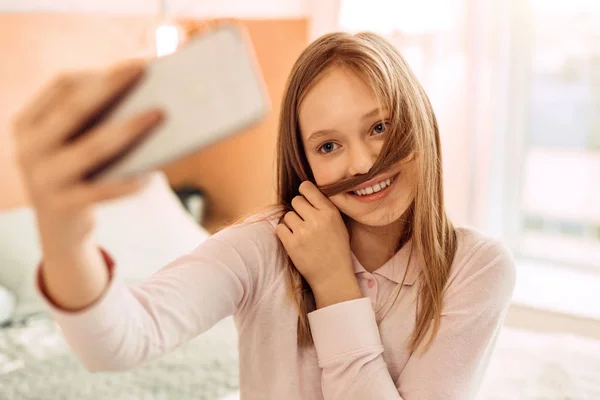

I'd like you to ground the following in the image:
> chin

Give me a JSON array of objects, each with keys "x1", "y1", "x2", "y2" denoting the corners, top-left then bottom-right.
[{"x1": 343, "y1": 204, "x2": 410, "y2": 227}]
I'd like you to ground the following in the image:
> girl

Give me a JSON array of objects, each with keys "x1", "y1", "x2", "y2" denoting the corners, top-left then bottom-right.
[{"x1": 13, "y1": 31, "x2": 515, "y2": 399}]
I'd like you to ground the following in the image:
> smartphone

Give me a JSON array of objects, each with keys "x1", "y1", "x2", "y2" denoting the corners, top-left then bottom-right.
[{"x1": 88, "y1": 23, "x2": 270, "y2": 180}]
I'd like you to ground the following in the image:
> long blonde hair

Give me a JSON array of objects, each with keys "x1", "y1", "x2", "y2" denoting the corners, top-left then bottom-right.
[{"x1": 275, "y1": 31, "x2": 457, "y2": 353}]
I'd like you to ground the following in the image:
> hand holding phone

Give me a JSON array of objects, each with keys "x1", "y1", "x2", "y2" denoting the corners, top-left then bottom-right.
[
  {"x1": 92, "y1": 23, "x2": 270, "y2": 180},
  {"x1": 12, "y1": 23, "x2": 269, "y2": 246}
]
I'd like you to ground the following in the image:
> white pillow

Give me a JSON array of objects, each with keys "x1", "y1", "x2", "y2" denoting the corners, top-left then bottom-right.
[
  {"x1": 0, "y1": 207, "x2": 41, "y2": 318},
  {"x1": 0, "y1": 172, "x2": 210, "y2": 320},
  {"x1": 0, "y1": 285, "x2": 16, "y2": 325}
]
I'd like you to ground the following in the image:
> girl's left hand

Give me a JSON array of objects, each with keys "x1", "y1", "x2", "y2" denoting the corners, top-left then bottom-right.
[{"x1": 275, "y1": 181, "x2": 354, "y2": 292}]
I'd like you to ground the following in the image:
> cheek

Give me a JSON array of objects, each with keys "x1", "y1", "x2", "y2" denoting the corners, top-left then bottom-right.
[
  {"x1": 374, "y1": 140, "x2": 385, "y2": 157},
  {"x1": 307, "y1": 156, "x2": 346, "y2": 186},
  {"x1": 313, "y1": 165, "x2": 339, "y2": 186}
]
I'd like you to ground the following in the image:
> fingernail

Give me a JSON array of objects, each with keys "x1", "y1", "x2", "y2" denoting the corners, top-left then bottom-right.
[
  {"x1": 112, "y1": 62, "x2": 144, "y2": 79},
  {"x1": 146, "y1": 109, "x2": 165, "y2": 123}
]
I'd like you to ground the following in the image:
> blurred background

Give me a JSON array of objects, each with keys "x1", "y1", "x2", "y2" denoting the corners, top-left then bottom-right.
[{"x1": 0, "y1": 0, "x2": 599, "y2": 399}]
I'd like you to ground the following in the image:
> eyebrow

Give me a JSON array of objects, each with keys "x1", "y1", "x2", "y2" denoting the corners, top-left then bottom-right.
[{"x1": 305, "y1": 108, "x2": 385, "y2": 143}]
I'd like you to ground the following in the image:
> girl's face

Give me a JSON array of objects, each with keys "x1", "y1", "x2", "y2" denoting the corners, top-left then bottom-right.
[{"x1": 298, "y1": 66, "x2": 417, "y2": 227}]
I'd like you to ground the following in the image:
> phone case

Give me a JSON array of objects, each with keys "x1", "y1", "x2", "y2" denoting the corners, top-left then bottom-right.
[{"x1": 94, "y1": 23, "x2": 270, "y2": 180}]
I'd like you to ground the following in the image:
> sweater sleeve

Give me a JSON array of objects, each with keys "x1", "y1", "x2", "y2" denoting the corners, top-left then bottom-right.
[
  {"x1": 307, "y1": 239, "x2": 516, "y2": 400},
  {"x1": 36, "y1": 219, "x2": 281, "y2": 372}
]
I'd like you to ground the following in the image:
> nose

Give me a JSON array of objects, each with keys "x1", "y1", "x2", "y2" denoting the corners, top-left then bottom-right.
[{"x1": 348, "y1": 143, "x2": 376, "y2": 176}]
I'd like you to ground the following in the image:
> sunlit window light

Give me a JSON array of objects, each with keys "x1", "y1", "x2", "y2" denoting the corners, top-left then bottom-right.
[{"x1": 339, "y1": 0, "x2": 456, "y2": 35}]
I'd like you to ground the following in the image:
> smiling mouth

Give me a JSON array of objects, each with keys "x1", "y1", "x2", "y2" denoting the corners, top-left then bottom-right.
[{"x1": 349, "y1": 174, "x2": 398, "y2": 197}]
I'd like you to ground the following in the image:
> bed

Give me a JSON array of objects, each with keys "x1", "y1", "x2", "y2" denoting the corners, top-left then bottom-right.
[{"x1": 0, "y1": 315, "x2": 239, "y2": 400}]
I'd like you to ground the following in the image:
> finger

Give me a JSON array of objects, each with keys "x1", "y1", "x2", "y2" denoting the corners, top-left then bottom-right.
[
  {"x1": 275, "y1": 223, "x2": 293, "y2": 246},
  {"x1": 283, "y1": 211, "x2": 303, "y2": 233},
  {"x1": 123, "y1": 56, "x2": 153, "y2": 65},
  {"x1": 12, "y1": 71, "x2": 94, "y2": 164},
  {"x1": 13, "y1": 73, "x2": 76, "y2": 131},
  {"x1": 298, "y1": 181, "x2": 332, "y2": 210},
  {"x1": 48, "y1": 108, "x2": 164, "y2": 186},
  {"x1": 30, "y1": 71, "x2": 101, "y2": 127},
  {"x1": 290, "y1": 195, "x2": 315, "y2": 220},
  {"x1": 28, "y1": 63, "x2": 146, "y2": 157}
]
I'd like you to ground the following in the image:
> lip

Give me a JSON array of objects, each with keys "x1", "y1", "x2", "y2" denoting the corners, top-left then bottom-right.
[
  {"x1": 348, "y1": 172, "x2": 399, "y2": 192},
  {"x1": 346, "y1": 172, "x2": 399, "y2": 203},
  {"x1": 348, "y1": 178, "x2": 396, "y2": 203}
]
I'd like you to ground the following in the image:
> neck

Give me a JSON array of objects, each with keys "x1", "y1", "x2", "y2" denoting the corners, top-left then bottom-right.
[{"x1": 349, "y1": 215, "x2": 408, "y2": 273}]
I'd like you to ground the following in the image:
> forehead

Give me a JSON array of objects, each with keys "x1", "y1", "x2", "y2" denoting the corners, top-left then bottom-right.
[{"x1": 298, "y1": 67, "x2": 380, "y2": 140}]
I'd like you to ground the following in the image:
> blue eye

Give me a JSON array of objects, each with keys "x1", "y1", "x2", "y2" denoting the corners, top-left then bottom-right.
[
  {"x1": 372, "y1": 122, "x2": 388, "y2": 135},
  {"x1": 318, "y1": 142, "x2": 339, "y2": 154}
]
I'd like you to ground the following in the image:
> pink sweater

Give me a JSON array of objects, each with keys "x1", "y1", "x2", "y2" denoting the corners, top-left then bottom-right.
[{"x1": 38, "y1": 216, "x2": 515, "y2": 400}]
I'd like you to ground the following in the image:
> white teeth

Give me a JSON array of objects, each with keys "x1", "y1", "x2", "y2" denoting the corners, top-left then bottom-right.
[{"x1": 352, "y1": 176, "x2": 395, "y2": 196}]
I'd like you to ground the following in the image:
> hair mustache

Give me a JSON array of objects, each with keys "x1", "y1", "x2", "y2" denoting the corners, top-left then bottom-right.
[{"x1": 317, "y1": 125, "x2": 414, "y2": 197}]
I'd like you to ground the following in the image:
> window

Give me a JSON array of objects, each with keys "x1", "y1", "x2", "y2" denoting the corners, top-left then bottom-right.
[{"x1": 512, "y1": 0, "x2": 600, "y2": 270}]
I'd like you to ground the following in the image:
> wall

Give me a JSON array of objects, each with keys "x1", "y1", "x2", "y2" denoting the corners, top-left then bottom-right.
[
  {"x1": 0, "y1": 0, "x2": 309, "y2": 18},
  {"x1": 0, "y1": 14, "x2": 308, "y2": 230}
]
